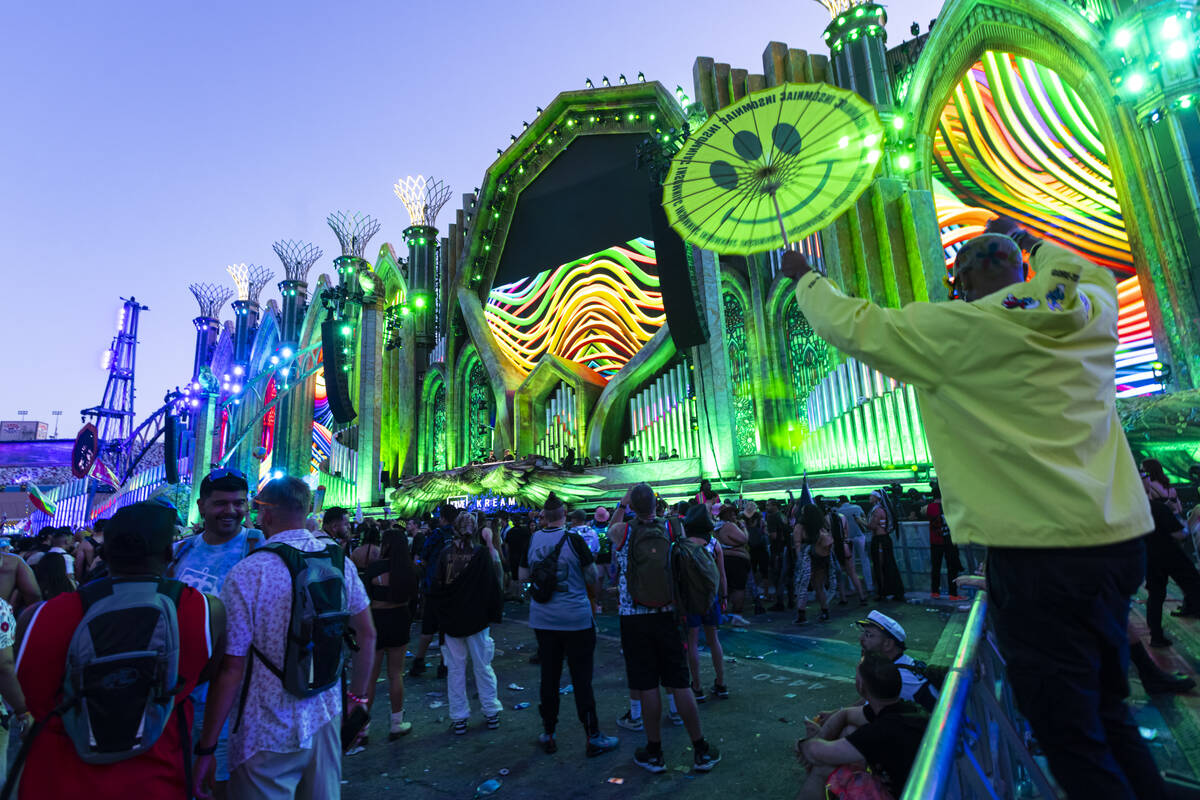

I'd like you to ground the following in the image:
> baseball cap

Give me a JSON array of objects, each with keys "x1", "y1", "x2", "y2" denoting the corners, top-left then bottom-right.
[
  {"x1": 105, "y1": 502, "x2": 178, "y2": 563},
  {"x1": 856, "y1": 610, "x2": 906, "y2": 644}
]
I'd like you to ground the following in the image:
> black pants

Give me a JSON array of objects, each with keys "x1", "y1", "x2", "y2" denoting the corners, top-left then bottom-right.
[
  {"x1": 1145, "y1": 532, "x2": 1200, "y2": 638},
  {"x1": 930, "y1": 539, "x2": 963, "y2": 595},
  {"x1": 770, "y1": 544, "x2": 795, "y2": 605},
  {"x1": 869, "y1": 535, "x2": 905, "y2": 599},
  {"x1": 534, "y1": 626, "x2": 598, "y2": 736},
  {"x1": 988, "y1": 539, "x2": 1166, "y2": 799}
]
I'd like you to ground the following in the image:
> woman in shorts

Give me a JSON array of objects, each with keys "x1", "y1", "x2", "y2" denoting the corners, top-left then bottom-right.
[
  {"x1": 360, "y1": 528, "x2": 421, "y2": 747},
  {"x1": 715, "y1": 504, "x2": 751, "y2": 614},
  {"x1": 682, "y1": 505, "x2": 729, "y2": 703}
]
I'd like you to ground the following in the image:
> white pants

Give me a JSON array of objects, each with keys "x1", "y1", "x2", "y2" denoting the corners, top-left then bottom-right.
[
  {"x1": 443, "y1": 627, "x2": 503, "y2": 721},
  {"x1": 852, "y1": 535, "x2": 873, "y2": 592}
]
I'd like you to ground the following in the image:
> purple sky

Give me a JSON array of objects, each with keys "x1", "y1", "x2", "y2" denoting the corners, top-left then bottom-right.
[{"x1": 0, "y1": 0, "x2": 940, "y2": 433}]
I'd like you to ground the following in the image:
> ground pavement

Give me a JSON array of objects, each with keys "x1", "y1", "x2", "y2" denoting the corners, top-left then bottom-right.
[{"x1": 340, "y1": 595, "x2": 959, "y2": 799}]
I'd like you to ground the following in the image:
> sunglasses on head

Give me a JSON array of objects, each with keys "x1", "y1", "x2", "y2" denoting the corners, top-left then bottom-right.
[{"x1": 207, "y1": 467, "x2": 247, "y2": 482}]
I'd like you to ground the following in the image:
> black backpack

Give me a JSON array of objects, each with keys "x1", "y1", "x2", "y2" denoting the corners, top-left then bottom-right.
[{"x1": 528, "y1": 532, "x2": 572, "y2": 604}]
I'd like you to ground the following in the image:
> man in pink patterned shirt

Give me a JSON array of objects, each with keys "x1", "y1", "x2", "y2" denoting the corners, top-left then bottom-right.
[{"x1": 194, "y1": 477, "x2": 375, "y2": 799}]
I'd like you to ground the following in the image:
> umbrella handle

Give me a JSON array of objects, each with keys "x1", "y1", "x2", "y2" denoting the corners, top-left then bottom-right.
[{"x1": 770, "y1": 191, "x2": 790, "y2": 250}]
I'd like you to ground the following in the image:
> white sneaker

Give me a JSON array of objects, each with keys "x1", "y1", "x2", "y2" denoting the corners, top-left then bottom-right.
[{"x1": 616, "y1": 711, "x2": 644, "y2": 732}]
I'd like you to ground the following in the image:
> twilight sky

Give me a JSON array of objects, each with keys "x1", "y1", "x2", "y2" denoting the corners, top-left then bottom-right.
[{"x1": 0, "y1": 0, "x2": 941, "y2": 432}]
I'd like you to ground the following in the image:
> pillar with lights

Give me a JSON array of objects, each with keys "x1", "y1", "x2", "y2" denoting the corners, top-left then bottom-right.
[{"x1": 1109, "y1": 5, "x2": 1200, "y2": 389}]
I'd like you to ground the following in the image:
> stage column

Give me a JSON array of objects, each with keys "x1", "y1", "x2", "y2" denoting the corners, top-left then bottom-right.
[{"x1": 690, "y1": 247, "x2": 739, "y2": 480}]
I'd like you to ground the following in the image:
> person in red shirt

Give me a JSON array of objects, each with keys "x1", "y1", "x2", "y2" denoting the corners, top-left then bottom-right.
[
  {"x1": 14, "y1": 502, "x2": 225, "y2": 800},
  {"x1": 923, "y1": 484, "x2": 962, "y2": 599}
]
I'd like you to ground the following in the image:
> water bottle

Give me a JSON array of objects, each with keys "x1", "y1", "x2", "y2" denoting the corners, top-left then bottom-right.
[{"x1": 474, "y1": 778, "x2": 502, "y2": 797}]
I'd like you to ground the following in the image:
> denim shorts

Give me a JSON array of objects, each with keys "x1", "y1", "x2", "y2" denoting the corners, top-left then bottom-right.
[{"x1": 685, "y1": 602, "x2": 722, "y2": 628}]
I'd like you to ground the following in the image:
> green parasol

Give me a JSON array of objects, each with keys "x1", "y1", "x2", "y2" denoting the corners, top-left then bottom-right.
[{"x1": 663, "y1": 82, "x2": 884, "y2": 255}]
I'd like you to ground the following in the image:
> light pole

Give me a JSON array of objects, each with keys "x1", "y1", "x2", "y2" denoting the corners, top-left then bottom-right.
[{"x1": 52, "y1": 410, "x2": 62, "y2": 437}]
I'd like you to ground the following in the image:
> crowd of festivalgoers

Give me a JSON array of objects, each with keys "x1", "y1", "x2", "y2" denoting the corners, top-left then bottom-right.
[
  {"x1": 0, "y1": 455, "x2": 1193, "y2": 798},
  {"x1": 3, "y1": 217, "x2": 1200, "y2": 799}
]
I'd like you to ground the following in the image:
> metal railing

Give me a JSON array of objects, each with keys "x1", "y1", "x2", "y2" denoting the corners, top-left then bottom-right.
[{"x1": 902, "y1": 591, "x2": 1060, "y2": 799}]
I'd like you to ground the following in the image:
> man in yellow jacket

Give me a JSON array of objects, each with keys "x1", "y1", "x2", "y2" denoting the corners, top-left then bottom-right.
[{"x1": 781, "y1": 217, "x2": 1161, "y2": 799}]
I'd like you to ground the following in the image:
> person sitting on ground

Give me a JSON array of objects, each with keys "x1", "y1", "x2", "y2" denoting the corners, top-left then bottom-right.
[
  {"x1": 796, "y1": 652, "x2": 930, "y2": 800},
  {"x1": 857, "y1": 610, "x2": 938, "y2": 711}
]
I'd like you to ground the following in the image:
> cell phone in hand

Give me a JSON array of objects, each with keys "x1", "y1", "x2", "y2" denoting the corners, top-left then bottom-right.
[{"x1": 341, "y1": 704, "x2": 370, "y2": 751}]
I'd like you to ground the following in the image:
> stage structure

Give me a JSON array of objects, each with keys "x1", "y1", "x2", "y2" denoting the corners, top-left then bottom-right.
[{"x1": 28, "y1": 0, "x2": 1200, "y2": 528}]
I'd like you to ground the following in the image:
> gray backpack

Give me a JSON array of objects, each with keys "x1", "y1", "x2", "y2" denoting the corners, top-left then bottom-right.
[
  {"x1": 62, "y1": 577, "x2": 186, "y2": 763},
  {"x1": 239, "y1": 542, "x2": 349, "y2": 711}
]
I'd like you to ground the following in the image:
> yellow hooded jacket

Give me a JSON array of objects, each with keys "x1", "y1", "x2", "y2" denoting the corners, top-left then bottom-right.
[{"x1": 794, "y1": 242, "x2": 1152, "y2": 548}]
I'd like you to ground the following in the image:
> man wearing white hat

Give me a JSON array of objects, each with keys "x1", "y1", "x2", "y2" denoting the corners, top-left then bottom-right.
[{"x1": 857, "y1": 611, "x2": 936, "y2": 712}]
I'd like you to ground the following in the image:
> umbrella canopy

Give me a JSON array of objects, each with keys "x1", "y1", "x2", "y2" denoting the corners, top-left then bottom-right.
[{"x1": 663, "y1": 82, "x2": 883, "y2": 255}]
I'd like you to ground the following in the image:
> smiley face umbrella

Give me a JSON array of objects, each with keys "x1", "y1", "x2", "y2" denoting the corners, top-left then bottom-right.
[{"x1": 663, "y1": 82, "x2": 884, "y2": 255}]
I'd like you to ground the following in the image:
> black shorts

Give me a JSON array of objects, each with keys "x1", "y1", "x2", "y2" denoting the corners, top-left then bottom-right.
[
  {"x1": 810, "y1": 552, "x2": 831, "y2": 573},
  {"x1": 421, "y1": 606, "x2": 439, "y2": 637},
  {"x1": 373, "y1": 605, "x2": 413, "y2": 650},
  {"x1": 749, "y1": 544, "x2": 770, "y2": 577},
  {"x1": 619, "y1": 612, "x2": 690, "y2": 691},
  {"x1": 724, "y1": 555, "x2": 750, "y2": 592}
]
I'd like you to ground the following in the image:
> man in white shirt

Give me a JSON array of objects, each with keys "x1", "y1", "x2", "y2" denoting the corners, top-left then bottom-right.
[{"x1": 193, "y1": 477, "x2": 375, "y2": 800}]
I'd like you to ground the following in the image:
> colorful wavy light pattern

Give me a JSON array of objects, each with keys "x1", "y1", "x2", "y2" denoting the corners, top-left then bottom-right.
[
  {"x1": 484, "y1": 239, "x2": 664, "y2": 380},
  {"x1": 312, "y1": 366, "x2": 333, "y2": 472},
  {"x1": 934, "y1": 51, "x2": 1131, "y2": 272},
  {"x1": 933, "y1": 52, "x2": 1161, "y2": 397},
  {"x1": 258, "y1": 375, "x2": 277, "y2": 485}
]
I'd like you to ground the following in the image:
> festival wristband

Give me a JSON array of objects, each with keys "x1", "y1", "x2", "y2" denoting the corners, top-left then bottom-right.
[{"x1": 194, "y1": 742, "x2": 218, "y2": 756}]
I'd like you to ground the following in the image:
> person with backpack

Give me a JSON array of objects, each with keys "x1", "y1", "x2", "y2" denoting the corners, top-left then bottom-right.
[
  {"x1": 73, "y1": 519, "x2": 104, "y2": 584},
  {"x1": 14, "y1": 501, "x2": 225, "y2": 800},
  {"x1": 165, "y1": 468, "x2": 261, "y2": 796},
  {"x1": 519, "y1": 494, "x2": 619, "y2": 757},
  {"x1": 610, "y1": 483, "x2": 720, "y2": 773},
  {"x1": 192, "y1": 477, "x2": 374, "y2": 800},
  {"x1": 922, "y1": 484, "x2": 963, "y2": 599},
  {"x1": 680, "y1": 505, "x2": 728, "y2": 703},
  {"x1": 409, "y1": 505, "x2": 458, "y2": 679},
  {"x1": 428, "y1": 511, "x2": 504, "y2": 735}
]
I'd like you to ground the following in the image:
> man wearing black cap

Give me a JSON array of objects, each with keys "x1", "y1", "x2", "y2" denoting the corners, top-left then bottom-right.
[{"x1": 16, "y1": 502, "x2": 225, "y2": 800}]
